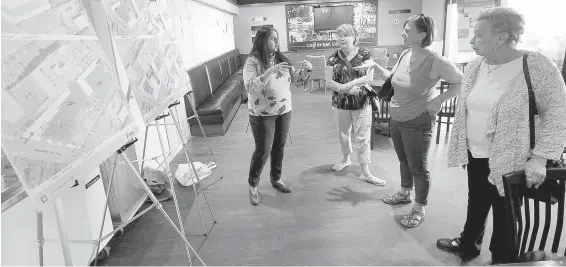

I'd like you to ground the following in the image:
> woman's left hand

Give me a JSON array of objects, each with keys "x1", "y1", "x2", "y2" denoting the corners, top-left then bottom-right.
[
  {"x1": 346, "y1": 86, "x2": 362, "y2": 95},
  {"x1": 426, "y1": 98, "x2": 443, "y2": 117},
  {"x1": 524, "y1": 155, "x2": 547, "y2": 188},
  {"x1": 299, "y1": 60, "x2": 312, "y2": 71}
]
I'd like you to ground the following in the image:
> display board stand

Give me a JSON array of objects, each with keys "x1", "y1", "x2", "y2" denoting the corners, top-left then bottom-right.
[
  {"x1": 96, "y1": 138, "x2": 204, "y2": 265},
  {"x1": 32, "y1": 137, "x2": 205, "y2": 266},
  {"x1": 168, "y1": 99, "x2": 217, "y2": 235},
  {"x1": 34, "y1": 198, "x2": 74, "y2": 266},
  {"x1": 184, "y1": 92, "x2": 225, "y2": 192}
]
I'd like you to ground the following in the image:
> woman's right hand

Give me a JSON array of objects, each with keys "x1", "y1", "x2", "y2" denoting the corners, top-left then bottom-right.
[
  {"x1": 266, "y1": 62, "x2": 291, "y2": 75},
  {"x1": 353, "y1": 61, "x2": 377, "y2": 71}
]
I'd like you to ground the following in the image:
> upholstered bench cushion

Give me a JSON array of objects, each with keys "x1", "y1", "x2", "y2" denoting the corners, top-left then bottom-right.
[{"x1": 189, "y1": 80, "x2": 241, "y2": 125}]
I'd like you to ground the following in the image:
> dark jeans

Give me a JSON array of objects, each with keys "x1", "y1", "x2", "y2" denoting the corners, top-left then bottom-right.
[
  {"x1": 390, "y1": 112, "x2": 434, "y2": 205},
  {"x1": 459, "y1": 151, "x2": 517, "y2": 263},
  {"x1": 248, "y1": 112, "x2": 291, "y2": 187}
]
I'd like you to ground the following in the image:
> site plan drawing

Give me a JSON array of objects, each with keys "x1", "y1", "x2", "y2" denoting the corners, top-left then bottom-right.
[
  {"x1": 101, "y1": 0, "x2": 191, "y2": 124},
  {"x1": 1, "y1": 0, "x2": 140, "y2": 211}
]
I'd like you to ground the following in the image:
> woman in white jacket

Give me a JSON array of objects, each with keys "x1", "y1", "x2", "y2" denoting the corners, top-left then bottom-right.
[{"x1": 436, "y1": 7, "x2": 566, "y2": 264}]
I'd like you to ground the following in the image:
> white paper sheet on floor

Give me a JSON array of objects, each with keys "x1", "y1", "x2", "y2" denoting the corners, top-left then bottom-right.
[{"x1": 174, "y1": 162, "x2": 217, "y2": 187}]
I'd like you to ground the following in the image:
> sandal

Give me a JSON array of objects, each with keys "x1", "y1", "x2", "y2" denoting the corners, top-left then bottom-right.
[
  {"x1": 383, "y1": 192, "x2": 412, "y2": 204},
  {"x1": 401, "y1": 208, "x2": 426, "y2": 228}
]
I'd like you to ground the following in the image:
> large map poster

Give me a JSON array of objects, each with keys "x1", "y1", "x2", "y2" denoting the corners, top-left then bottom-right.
[
  {"x1": 100, "y1": 0, "x2": 191, "y2": 124},
  {"x1": 286, "y1": 1, "x2": 377, "y2": 51},
  {"x1": 1, "y1": 0, "x2": 140, "y2": 211}
]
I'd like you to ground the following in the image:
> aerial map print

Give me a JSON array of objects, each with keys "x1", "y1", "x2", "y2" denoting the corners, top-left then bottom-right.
[
  {"x1": 101, "y1": 0, "x2": 191, "y2": 123},
  {"x1": 1, "y1": 0, "x2": 139, "y2": 211}
]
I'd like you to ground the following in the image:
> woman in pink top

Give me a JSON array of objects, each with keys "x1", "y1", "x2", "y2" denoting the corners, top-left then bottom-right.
[{"x1": 357, "y1": 14, "x2": 463, "y2": 227}]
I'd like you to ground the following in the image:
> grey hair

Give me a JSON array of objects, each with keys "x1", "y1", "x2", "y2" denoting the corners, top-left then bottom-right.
[{"x1": 477, "y1": 7, "x2": 525, "y2": 45}]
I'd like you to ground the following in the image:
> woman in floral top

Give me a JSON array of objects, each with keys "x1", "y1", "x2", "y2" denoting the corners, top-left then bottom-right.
[
  {"x1": 327, "y1": 24, "x2": 386, "y2": 186},
  {"x1": 243, "y1": 26, "x2": 312, "y2": 206}
]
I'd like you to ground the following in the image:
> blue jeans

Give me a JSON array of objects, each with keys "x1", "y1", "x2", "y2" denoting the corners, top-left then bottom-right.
[{"x1": 390, "y1": 111, "x2": 435, "y2": 205}]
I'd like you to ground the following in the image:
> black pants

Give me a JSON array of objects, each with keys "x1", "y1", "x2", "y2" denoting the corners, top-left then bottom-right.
[
  {"x1": 248, "y1": 112, "x2": 291, "y2": 187},
  {"x1": 459, "y1": 151, "x2": 517, "y2": 263}
]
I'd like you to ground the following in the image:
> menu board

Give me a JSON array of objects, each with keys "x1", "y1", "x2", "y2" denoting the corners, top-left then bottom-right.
[{"x1": 286, "y1": 1, "x2": 377, "y2": 51}]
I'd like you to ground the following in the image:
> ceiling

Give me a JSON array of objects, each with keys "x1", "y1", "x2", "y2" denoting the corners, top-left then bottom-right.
[{"x1": 235, "y1": 0, "x2": 311, "y2": 5}]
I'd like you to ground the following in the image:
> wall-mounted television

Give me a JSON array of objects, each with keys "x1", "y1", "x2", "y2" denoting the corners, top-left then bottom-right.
[{"x1": 313, "y1": 5, "x2": 354, "y2": 31}]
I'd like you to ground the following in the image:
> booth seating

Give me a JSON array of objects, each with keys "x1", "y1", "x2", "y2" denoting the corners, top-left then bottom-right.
[{"x1": 185, "y1": 49, "x2": 244, "y2": 136}]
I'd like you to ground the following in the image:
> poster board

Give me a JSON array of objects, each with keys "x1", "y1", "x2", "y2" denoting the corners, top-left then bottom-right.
[
  {"x1": 286, "y1": 0, "x2": 377, "y2": 51},
  {"x1": 456, "y1": 0, "x2": 496, "y2": 52},
  {"x1": 99, "y1": 0, "x2": 191, "y2": 124},
  {"x1": 1, "y1": 0, "x2": 140, "y2": 211}
]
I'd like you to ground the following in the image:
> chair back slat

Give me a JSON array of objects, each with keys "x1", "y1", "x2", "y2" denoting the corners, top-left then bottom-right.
[
  {"x1": 503, "y1": 168, "x2": 566, "y2": 259},
  {"x1": 528, "y1": 200, "x2": 540, "y2": 251},
  {"x1": 522, "y1": 196, "x2": 531, "y2": 255},
  {"x1": 306, "y1": 55, "x2": 327, "y2": 80},
  {"x1": 552, "y1": 180, "x2": 565, "y2": 254},
  {"x1": 438, "y1": 81, "x2": 457, "y2": 116},
  {"x1": 539, "y1": 199, "x2": 553, "y2": 251},
  {"x1": 514, "y1": 188, "x2": 525, "y2": 255}
]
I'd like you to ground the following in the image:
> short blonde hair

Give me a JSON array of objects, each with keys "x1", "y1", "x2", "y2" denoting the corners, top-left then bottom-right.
[
  {"x1": 336, "y1": 24, "x2": 357, "y2": 44},
  {"x1": 477, "y1": 7, "x2": 525, "y2": 45}
]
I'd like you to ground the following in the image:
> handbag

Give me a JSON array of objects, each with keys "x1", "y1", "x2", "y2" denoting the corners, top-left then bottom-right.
[
  {"x1": 336, "y1": 50, "x2": 380, "y2": 111},
  {"x1": 377, "y1": 50, "x2": 408, "y2": 102},
  {"x1": 522, "y1": 53, "x2": 564, "y2": 204}
]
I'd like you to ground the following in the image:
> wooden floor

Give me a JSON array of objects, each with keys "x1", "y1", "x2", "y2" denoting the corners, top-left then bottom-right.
[{"x1": 99, "y1": 85, "x2": 561, "y2": 266}]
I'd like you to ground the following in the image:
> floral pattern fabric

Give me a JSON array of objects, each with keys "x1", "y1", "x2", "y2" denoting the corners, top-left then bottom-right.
[
  {"x1": 327, "y1": 47, "x2": 372, "y2": 110},
  {"x1": 243, "y1": 55, "x2": 306, "y2": 116}
]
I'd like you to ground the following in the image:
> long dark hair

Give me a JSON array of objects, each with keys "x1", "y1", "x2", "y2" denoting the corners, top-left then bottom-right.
[{"x1": 250, "y1": 26, "x2": 290, "y2": 72}]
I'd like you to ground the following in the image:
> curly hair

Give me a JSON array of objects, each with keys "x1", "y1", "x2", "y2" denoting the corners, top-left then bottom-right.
[{"x1": 477, "y1": 7, "x2": 525, "y2": 45}]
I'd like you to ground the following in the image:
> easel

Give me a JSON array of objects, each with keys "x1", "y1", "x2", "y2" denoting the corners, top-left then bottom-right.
[
  {"x1": 33, "y1": 199, "x2": 77, "y2": 267},
  {"x1": 32, "y1": 137, "x2": 206, "y2": 266},
  {"x1": 183, "y1": 91, "x2": 225, "y2": 192},
  {"x1": 90, "y1": 138, "x2": 205, "y2": 266},
  {"x1": 167, "y1": 99, "x2": 216, "y2": 235},
  {"x1": 134, "y1": 94, "x2": 218, "y2": 236}
]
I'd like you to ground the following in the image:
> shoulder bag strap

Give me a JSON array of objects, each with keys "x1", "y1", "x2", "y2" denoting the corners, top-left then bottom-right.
[
  {"x1": 523, "y1": 53, "x2": 538, "y2": 150},
  {"x1": 337, "y1": 49, "x2": 355, "y2": 72},
  {"x1": 390, "y1": 49, "x2": 409, "y2": 75}
]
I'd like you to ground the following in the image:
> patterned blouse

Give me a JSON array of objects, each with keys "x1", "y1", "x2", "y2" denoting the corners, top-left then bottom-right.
[
  {"x1": 327, "y1": 47, "x2": 372, "y2": 110},
  {"x1": 243, "y1": 54, "x2": 307, "y2": 116},
  {"x1": 447, "y1": 51, "x2": 566, "y2": 196}
]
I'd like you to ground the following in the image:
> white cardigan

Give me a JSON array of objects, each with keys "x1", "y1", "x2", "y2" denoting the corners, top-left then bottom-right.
[{"x1": 447, "y1": 51, "x2": 566, "y2": 196}]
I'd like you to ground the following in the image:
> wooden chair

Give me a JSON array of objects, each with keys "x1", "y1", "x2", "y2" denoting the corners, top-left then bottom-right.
[
  {"x1": 435, "y1": 81, "x2": 457, "y2": 144},
  {"x1": 305, "y1": 55, "x2": 327, "y2": 93},
  {"x1": 502, "y1": 167, "x2": 566, "y2": 263},
  {"x1": 370, "y1": 96, "x2": 391, "y2": 150}
]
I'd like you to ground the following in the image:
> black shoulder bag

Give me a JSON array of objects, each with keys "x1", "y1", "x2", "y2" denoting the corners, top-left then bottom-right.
[
  {"x1": 375, "y1": 50, "x2": 408, "y2": 102},
  {"x1": 522, "y1": 53, "x2": 564, "y2": 204}
]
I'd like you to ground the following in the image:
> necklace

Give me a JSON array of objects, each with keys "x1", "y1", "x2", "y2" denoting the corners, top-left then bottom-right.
[
  {"x1": 484, "y1": 60, "x2": 505, "y2": 77},
  {"x1": 486, "y1": 62, "x2": 503, "y2": 77}
]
